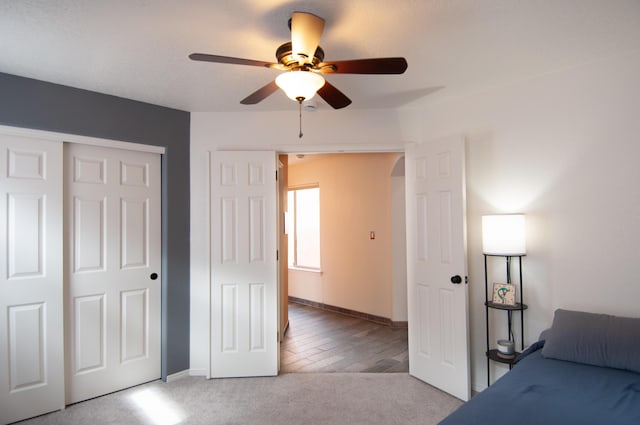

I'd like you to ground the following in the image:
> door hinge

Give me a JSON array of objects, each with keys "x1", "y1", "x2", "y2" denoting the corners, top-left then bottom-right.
[
  {"x1": 277, "y1": 250, "x2": 279, "y2": 261},
  {"x1": 276, "y1": 170, "x2": 278, "y2": 181}
]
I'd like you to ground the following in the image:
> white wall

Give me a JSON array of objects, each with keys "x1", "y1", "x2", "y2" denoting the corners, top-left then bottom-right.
[
  {"x1": 190, "y1": 48, "x2": 640, "y2": 390},
  {"x1": 419, "y1": 48, "x2": 640, "y2": 390}
]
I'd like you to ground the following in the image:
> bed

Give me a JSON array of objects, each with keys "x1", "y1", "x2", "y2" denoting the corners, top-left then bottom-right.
[{"x1": 439, "y1": 309, "x2": 640, "y2": 425}]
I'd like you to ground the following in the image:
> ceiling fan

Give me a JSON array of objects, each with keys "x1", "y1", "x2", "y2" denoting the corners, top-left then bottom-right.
[{"x1": 189, "y1": 11, "x2": 408, "y2": 109}]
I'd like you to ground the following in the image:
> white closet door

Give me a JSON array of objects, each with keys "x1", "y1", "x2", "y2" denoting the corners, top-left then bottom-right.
[
  {"x1": 210, "y1": 151, "x2": 278, "y2": 377},
  {"x1": 65, "y1": 144, "x2": 161, "y2": 403},
  {"x1": 0, "y1": 134, "x2": 64, "y2": 424}
]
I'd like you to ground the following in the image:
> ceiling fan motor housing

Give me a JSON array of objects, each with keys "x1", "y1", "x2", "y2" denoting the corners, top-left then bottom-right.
[{"x1": 276, "y1": 42, "x2": 325, "y2": 69}]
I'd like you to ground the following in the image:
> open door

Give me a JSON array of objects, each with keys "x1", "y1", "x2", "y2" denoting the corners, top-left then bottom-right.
[
  {"x1": 405, "y1": 135, "x2": 470, "y2": 401},
  {"x1": 209, "y1": 151, "x2": 278, "y2": 378}
]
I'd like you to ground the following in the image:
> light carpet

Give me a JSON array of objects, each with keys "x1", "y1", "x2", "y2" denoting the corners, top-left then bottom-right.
[{"x1": 21, "y1": 373, "x2": 463, "y2": 425}]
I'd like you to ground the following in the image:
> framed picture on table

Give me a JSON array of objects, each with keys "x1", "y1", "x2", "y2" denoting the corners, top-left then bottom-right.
[{"x1": 492, "y1": 283, "x2": 516, "y2": 306}]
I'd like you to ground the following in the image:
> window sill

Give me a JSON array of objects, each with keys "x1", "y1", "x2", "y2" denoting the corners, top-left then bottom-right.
[{"x1": 288, "y1": 266, "x2": 323, "y2": 274}]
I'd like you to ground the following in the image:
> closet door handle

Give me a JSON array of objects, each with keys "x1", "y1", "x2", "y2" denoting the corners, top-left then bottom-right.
[{"x1": 450, "y1": 275, "x2": 462, "y2": 284}]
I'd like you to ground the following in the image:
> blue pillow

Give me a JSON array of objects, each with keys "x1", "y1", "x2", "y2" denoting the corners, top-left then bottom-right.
[{"x1": 541, "y1": 309, "x2": 640, "y2": 373}]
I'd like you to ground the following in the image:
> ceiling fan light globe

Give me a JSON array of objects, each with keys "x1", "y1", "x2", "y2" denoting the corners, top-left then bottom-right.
[{"x1": 276, "y1": 71, "x2": 325, "y2": 102}]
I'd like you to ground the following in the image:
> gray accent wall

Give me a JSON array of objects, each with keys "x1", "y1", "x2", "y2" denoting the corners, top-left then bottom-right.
[{"x1": 0, "y1": 72, "x2": 190, "y2": 379}]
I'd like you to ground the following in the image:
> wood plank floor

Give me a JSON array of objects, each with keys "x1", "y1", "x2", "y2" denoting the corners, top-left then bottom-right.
[{"x1": 281, "y1": 302, "x2": 409, "y2": 373}]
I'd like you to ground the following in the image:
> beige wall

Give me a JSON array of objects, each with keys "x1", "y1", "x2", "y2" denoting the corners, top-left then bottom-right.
[{"x1": 288, "y1": 153, "x2": 401, "y2": 319}]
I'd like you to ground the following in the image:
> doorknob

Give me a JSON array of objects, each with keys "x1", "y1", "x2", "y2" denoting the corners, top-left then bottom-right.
[
  {"x1": 150, "y1": 273, "x2": 158, "y2": 280},
  {"x1": 450, "y1": 275, "x2": 462, "y2": 284}
]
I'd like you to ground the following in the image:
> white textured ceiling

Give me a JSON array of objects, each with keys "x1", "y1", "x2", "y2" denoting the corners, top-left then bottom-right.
[{"x1": 1, "y1": 0, "x2": 639, "y2": 112}]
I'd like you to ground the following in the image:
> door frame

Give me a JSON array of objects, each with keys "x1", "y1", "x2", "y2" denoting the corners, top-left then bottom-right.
[
  {"x1": 207, "y1": 147, "x2": 406, "y2": 378},
  {"x1": 0, "y1": 124, "x2": 166, "y2": 389}
]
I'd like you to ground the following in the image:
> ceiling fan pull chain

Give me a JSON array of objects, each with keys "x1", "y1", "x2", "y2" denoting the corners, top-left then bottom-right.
[{"x1": 298, "y1": 98, "x2": 304, "y2": 138}]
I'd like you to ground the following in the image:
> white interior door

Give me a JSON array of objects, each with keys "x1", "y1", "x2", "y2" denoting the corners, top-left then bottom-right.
[
  {"x1": 0, "y1": 134, "x2": 64, "y2": 424},
  {"x1": 65, "y1": 143, "x2": 161, "y2": 403},
  {"x1": 210, "y1": 151, "x2": 278, "y2": 378},
  {"x1": 406, "y1": 135, "x2": 470, "y2": 401}
]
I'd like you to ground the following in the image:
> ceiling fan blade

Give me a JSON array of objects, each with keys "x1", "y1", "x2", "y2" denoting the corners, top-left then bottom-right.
[
  {"x1": 240, "y1": 80, "x2": 280, "y2": 105},
  {"x1": 291, "y1": 12, "x2": 325, "y2": 64},
  {"x1": 320, "y1": 57, "x2": 408, "y2": 74},
  {"x1": 316, "y1": 81, "x2": 352, "y2": 109},
  {"x1": 189, "y1": 53, "x2": 280, "y2": 69}
]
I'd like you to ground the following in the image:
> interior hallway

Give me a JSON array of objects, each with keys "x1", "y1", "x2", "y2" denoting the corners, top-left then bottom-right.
[{"x1": 281, "y1": 302, "x2": 409, "y2": 373}]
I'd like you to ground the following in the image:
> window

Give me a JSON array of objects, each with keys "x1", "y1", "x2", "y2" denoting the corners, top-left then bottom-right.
[{"x1": 287, "y1": 187, "x2": 320, "y2": 270}]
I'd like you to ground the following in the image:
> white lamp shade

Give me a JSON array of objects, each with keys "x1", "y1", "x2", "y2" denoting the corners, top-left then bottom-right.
[
  {"x1": 275, "y1": 71, "x2": 325, "y2": 101},
  {"x1": 482, "y1": 214, "x2": 526, "y2": 255}
]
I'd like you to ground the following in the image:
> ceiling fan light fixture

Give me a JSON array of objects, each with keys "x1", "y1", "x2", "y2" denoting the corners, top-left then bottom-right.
[{"x1": 276, "y1": 70, "x2": 325, "y2": 102}]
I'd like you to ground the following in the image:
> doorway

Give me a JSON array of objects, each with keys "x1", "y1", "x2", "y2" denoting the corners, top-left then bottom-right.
[
  {"x1": 281, "y1": 153, "x2": 408, "y2": 373},
  {"x1": 206, "y1": 137, "x2": 470, "y2": 399}
]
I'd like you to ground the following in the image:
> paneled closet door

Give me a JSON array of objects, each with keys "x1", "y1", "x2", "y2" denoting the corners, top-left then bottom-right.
[
  {"x1": 0, "y1": 134, "x2": 64, "y2": 424},
  {"x1": 64, "y1": 143, "x2": 161, "y2": 403}
]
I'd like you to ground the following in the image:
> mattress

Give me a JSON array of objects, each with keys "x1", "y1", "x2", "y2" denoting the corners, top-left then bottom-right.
[{"x1": 438, "y1": 347, "x2": 640, "y2": 425}]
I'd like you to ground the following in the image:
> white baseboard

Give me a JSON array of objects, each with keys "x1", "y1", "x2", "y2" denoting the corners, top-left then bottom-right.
[
  {"x1": 188, "y1": 368, "x2": 208, "y2": 378},
  {"x1": 165, "y1": 369, "x2": 190, "y2": 382},
  {"x1": 471, "y1": 382, "x2": 486, "y2": 395}
]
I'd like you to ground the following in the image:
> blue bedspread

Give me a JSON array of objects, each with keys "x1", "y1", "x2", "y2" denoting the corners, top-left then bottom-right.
[{"x1": 439, "y1": 348, "x2": 640, "y2": 425}]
